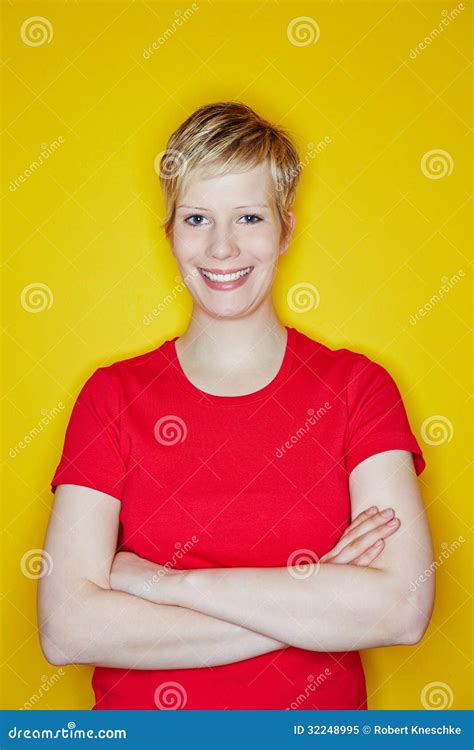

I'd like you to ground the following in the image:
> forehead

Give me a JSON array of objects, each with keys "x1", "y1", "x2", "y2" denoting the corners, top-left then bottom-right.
[{"x1": 178, "y1": 160, "x2": 276, "y2": 208}]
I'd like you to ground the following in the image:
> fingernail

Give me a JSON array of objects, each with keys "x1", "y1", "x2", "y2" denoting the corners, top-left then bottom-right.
[
  {"x1": 381, "y1": 508, "x2": 394, "y2": 517},
  {"x1": 387, "y1": 518, "x2": 399, "y2": 527},
  {"x1": 373, "y1": 539, "x2": 384, "y2": 547},
  {"x1": 367, "y1": 506, "x2": 378, "y2": 514}
]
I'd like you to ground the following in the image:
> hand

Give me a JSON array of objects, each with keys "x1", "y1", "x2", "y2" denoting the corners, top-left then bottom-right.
[
  {"x1": 320, "y1": 506, "x2": 400, "y2": 566},
  {"x1": 110, "y1": 550, "x2": 179, "y2": 603}
]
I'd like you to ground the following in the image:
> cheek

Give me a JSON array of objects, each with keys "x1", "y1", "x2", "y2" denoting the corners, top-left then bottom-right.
[
  {"x1": 250, "y1": 226, "x2": 281, "y2": 260},
  {"x1": 171, "y1": 228, "x2": 204, "y2": 260}
]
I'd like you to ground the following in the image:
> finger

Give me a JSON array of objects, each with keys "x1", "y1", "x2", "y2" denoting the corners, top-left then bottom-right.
[
  {"x1": 323, "y1": 537, "x2": 384, "y2": 566},
  {"x1": 331, "y1": 518, "x2": 400, "y2": 564},
  {"x1": 351, "y1": 538, "x2": 385, "y2": 566},
  {"x1": 339, "y1": 506, "x2": 379, "y2": 540},
  {"x1": 337, "y1": 509, "x2": 396, "y2": 552}
]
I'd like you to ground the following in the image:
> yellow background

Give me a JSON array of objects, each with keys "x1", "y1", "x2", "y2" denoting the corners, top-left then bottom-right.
[{"x1": 1, "y1": 0, "x2": 471, "y2": 710}]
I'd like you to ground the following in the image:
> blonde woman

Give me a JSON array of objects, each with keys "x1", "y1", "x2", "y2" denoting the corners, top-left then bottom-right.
[{"x1": 39, "y1": 102, "x2": 435, "y2": 710}]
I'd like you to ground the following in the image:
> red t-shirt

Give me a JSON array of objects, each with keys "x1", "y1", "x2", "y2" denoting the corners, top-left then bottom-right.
[{"x1": 50, "y1": 325, "x2": 425, "y2": 710}]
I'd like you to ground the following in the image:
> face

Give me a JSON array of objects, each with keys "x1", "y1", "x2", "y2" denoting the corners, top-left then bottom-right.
[{"x1": 169, "y1": 160, "x2": 295, "y2": 319}]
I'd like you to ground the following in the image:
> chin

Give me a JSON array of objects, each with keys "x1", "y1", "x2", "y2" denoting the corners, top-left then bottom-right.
[{"x1": 199, "y1": 300, "x2": 257, "y2": 320}]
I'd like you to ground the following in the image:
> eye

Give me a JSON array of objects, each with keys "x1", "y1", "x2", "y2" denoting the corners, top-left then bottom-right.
[
  {"x1": 238, "y1": 214, "x2": 262, "y2": 224},
  {"x1": 185, "y1": 214, "x2": 209, "y2": 227}
]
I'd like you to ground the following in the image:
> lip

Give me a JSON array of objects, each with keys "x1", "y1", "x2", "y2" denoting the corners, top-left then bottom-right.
[
  {"x1": 197, "y1": 265, "x2": 254, "y2": 291},
  {"x1": 198, "y1": 267, "x2": 252, "y2": 274}
]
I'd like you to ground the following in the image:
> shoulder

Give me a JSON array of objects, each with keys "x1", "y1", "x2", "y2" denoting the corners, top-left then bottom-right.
[
  {"x1": 290, "y1": 326, "x2": 385, "y2": 380},
  {"x1": 81, "y1": 337, "x2": 174, "y2": 393},
  {"x1": 98, "y1": 337, "x2": 174, "y2": 375},
  {"x1": 290, "y1": 327, "x2": 400, "y2": 412}
]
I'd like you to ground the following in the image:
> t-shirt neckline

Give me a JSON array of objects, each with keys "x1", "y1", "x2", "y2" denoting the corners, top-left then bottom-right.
[{"x1": 169, "y1": 325, "x2": 295, "y2": 406}]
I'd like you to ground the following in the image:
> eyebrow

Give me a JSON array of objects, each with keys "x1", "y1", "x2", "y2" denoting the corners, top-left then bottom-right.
[{"x1": 177, "y1": 204, "x2": 270, "y2": 211}]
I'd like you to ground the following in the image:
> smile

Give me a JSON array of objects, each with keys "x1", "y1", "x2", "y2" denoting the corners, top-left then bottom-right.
[{"x1": 198, "y1": 266, "x2": 254, "y2": 282}]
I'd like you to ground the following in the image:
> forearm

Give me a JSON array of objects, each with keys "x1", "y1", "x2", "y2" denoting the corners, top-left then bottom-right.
[
  {"x1": 160, "y1": 564, "x2": 411, "y2": 652},
  {"x1": 39, "y1": 579, "x2": 285, "y2": 669}
]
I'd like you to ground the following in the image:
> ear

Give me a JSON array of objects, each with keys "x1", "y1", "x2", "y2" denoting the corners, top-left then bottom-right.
[
  {"x1": 166, "y1": 226, "x2": 174, "y2": 250},
  {"x1": 279, "y1": 212, "x2": 296, "y2": 256}
]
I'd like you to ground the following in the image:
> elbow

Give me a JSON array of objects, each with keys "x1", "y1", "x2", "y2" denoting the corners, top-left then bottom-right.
[
  {"x1": 397, "y1": 612, "x2": 430, "y2": 646},
  {"x1": 39, "y1": 625, "x2": 74, "y2": 666},
  {"x1": 38, "y1": 591, "x2": 76, "y2": 666},
  {"x1": 395, "y1": 578, "x2": 435, "y2": 646},
  {"x1": 38, "y1": 578, "x2": 102, "y2": 666}
]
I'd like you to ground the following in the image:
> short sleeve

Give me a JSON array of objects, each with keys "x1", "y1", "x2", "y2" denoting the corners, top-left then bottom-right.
[
  {"x1": 344, "y1": 355, "x2": 426, "y2": 477},
  {"x1": 50, "y1": 367, "x2": 127, "y2": 500}
]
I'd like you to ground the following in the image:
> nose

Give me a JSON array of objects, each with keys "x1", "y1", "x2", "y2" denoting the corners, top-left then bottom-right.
[{"x1": 205, "y1": 221, "x2": 240, "y2": 262}]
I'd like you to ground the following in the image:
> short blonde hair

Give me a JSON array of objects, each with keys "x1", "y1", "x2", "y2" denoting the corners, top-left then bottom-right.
[{"x1": 157, "y1": 101, "x2": 301, "y2": 238}]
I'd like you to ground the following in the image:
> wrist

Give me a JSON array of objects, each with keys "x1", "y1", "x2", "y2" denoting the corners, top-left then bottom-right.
[
  {"x1": 172, "y1": 567, "x2": 215, "y2": 610},
  {"x1": 110, "y1": 551, "x2": 184, "y2": 606},
  {"x1": 161, "y1": 566, "x2": 192, "y2": 606}
]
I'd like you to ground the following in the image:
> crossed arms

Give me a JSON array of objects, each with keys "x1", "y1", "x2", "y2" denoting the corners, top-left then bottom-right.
[{"x1": 38, "y1": 450, "x2": 435, "y2": 669}]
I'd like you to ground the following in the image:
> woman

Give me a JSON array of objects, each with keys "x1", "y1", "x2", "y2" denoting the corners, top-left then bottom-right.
[{"x1": 38, "y1": 101, "x2": 435, "y2": 710}]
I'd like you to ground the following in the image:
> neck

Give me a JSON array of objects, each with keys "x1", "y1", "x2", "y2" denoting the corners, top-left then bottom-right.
[{"x1": 176, "y1": 300, "x2": 287, "y2": 373}]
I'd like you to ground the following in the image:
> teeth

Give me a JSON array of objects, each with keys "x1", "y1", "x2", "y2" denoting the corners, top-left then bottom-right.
[{"x1": 200, "y1": 267, "x2": 252, "y2": 282}]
